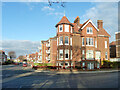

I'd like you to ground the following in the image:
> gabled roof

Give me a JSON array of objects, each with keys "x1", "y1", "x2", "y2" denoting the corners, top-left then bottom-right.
[
  {"x1": 80, "y1": 19, "x2": 99, "y2": 31},
  {"x1": 55, "y1": 16, "x2": 73, "y2": 27}
]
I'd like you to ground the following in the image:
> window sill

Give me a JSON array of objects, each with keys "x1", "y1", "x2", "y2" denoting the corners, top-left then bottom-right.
[
  {"x1": 59, "y1": 31, "x2": 63, "y2": 32},
  {"x1": 59, "y1": 59, "x2": 63, "y2": 60},
  {"x1": 87, "y1": 33, "x2": 93, "y2": 34},
  {"x1": 65, "y1": 58, "x2": 69, "y2": 60},
  {"x1": 65, "y1": 44, "x2": 69, "y2": 45},
  {"x1": 86, "y1": 45, "x2": 94, "y2": 46},
  {"x1": 59, "y1": 44, "x2": 63, "y2": 45}
]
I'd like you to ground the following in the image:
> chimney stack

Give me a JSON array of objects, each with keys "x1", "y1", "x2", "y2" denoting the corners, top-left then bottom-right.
[
  {"x1": 74, "y1": 16, "x2": 80, "y2": 25},
  {"x1": 97, "y1": 20, "x2": 103, "y2": 30}
]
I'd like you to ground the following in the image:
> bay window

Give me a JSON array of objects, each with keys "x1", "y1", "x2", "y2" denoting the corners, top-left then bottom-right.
[
  {"x1": 65, "y1": 49, "x2": 69, "y2": 60},
  {"x1": 59, "y1": 36, "x2": 63, "y2": 45},
  {"x1": 59, "y1": 25, "x2": 63, "y2": 32},
  {"x1": 65, "y1": 36, "x2": 69, "y2": 45},
  {"x1": 65, "y1": 25, "x2": 69, "y2": 32},
  {"x1": 71, "y1": 26, "x2": 72, "y2": 33},
  {"x1": 59, "y1": 50, "x2": 63, "y2": 60},
  {"x1": 70, "y1": 38, "x2": 72, "y2": 45}
]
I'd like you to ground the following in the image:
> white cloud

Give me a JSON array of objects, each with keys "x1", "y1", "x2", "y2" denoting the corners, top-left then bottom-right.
[
  {"x1": 81, "y1": 2, "x2": 118, "y2": 42},
  {"x1": 0, "y1": 40, "x2": 41, "y2": 57},
  {"x1": 41, "y1": 6, "x2": 55, "y2": 11},
  {"x1": 47, "y1": 12, "x2": 64, "y2": 16}
]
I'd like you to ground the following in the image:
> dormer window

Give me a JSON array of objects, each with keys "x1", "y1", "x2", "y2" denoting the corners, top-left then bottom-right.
[
  {"x1": 59, "y1": 25, "x2": 63, "y2": 32},
  {"x1": 87, "y1": 27, "x2": 93, "y2": 34}
]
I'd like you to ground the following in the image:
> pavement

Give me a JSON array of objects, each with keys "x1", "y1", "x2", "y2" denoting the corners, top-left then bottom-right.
[
  {"x1": 34, "y1": 69, "x2": 120, "y2": 74},
  {"x1": 1, "y1": 64, "x2": 120, "y2": 88}
]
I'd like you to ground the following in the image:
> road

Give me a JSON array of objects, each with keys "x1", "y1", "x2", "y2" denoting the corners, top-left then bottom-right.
[{"x1": 1, "y1": 64, "x2": 120, "y2": 89}]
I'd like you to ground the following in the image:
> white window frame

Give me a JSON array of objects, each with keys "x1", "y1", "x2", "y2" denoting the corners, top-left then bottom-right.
[
  {"x1": 59, "y1": 25, "x2": 63, "y2": 32},
  {"x1": 70, "y1": 38, "x2": 72, "y2": 46},
  {"x1": 95, "y1": 40, "x2": 97, "y2": 48},
  {"x1": 105, "y1": 41, "x2": 107, "y2": 48},
  {"x1": 59, "y1": 36, "x2": 63, "y2": 45},
  {"x1": 82, "y1": 38, "x2": 84, "y2": 46},
  {"x1": 71, "y1": 26, "x2": 72, "y2": 33},
  {"x1": 95, "y1": 51, "x2": 101, "y2": 60},
  {"x1": 87, "y1": 27, "x2": 93, "y2": 34},
  {"x1": 82, "y1": 50, "x2": 85, "y2": 60},
  {"x1": 59, "y1": 50, "x2": 63, "y2": 60},
  {"x1": 86, "y1": 50, "x2": 94, "y2": 59},
  {"x1": 65, "y1": 49, "x2": 69, "y2": 60},
  {"x1": 65, "y1": 25, "x2": 69, "y2": 32},
  {"x1": 71, "y1": 50, "x2": 72, "y2": 60},
  {"x1": 65, "y1": 36, "x2": 69, "y2": 45},
  {"x1": 86, "y1": 38, "x2": 94, "y2": 46}
]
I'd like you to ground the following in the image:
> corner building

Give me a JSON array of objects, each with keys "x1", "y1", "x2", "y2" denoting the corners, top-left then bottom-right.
[{"x1": 41, "y1": 15, "x2": 110, "y2": 70}]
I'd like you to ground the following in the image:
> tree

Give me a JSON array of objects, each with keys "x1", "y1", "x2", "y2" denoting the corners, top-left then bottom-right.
[
  {"x1": 8, "y1": 51, "x2": 16, "y2": 60},
  {"x1": 18, "y1": 55, "x2": 24, "y2": 61}
]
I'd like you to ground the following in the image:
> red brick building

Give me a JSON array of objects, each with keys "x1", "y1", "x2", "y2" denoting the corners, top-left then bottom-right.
[
  {"x1": 40, "y1": 15, "x2": 110, "y2": 70},
  {"x1": 115, "y1": 32, "x2": 120, "y2": 58}
]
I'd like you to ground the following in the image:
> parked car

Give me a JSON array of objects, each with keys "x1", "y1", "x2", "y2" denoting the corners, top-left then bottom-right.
[
  {"x1": 23, "y1": 63, "x2": 27, "y2": 67},
  {"x1": 23, "y1": 62, "x2": 27, "y2": 67}
]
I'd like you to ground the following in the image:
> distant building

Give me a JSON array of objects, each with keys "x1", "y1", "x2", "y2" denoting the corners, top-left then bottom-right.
[
  {"x1": 0, "y1": 50, "x2": 7, "y2": 64},
  {"x1": 115, "y1": 32, "x2": 120, "y2": 58},
  {"x1": 109, "y1": 41, "x2": 116, "y2": 58},
  {"x1": 41, "y1": 37, "x2": 57, "y2": 65}
]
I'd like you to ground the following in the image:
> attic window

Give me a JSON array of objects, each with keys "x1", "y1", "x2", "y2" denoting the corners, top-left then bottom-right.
[{"x1": 87, "y1": 27, "x2": 93, "y2": 34}]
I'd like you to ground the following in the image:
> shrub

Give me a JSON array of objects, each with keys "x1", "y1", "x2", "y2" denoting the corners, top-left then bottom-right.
[
  {"x1": 3, "y1": 60, "x2": 13, "y2": 65},
  {"x1": 75, "y1": 66, "x2": 82, "y2": 69}
]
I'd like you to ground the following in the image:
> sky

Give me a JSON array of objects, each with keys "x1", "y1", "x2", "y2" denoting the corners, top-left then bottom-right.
[{"x1": 1, "y1": 1, "x2": 118, "y2": 57}]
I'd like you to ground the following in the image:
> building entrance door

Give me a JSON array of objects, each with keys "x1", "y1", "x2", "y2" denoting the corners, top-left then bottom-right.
[{"x1": 87, "y1": 63, "x2": 94, "y2": 70}]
